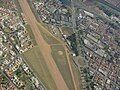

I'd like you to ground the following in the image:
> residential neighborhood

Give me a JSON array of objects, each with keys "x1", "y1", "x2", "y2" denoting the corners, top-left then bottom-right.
[
  {"x1": 0, "y1": 0, "x2": 45, "y2": 90},
  {"x1": 0, "y1": 0, "x2": 120, "y2": 90}
]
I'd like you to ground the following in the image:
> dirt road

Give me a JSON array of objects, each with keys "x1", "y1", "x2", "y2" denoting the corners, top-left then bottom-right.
[
  {"x1": 18, "y1": 0, "x2": 68, "y2": 90},
  {"x1": 64, "y1": 46, "x2": 77, "y2": 90}
]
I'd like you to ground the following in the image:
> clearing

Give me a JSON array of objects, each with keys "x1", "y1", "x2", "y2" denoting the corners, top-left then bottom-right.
[
  {"x1": 18, "y1": 0, "x2": 68, "y2": 89},
  {"x1": 69, "y1": 55, "x2": 84, "y2": 90},
  {"x1": 51, "y1": 45, "x2": 75, "y2": 90},
  {"x1": 23, "y1": 46, "x2": 57, "y2": 90},
  {"x1": 25, "y1": 24, "x2": 37, "y2": 45},
  {"x1": 37, "y1": 24, "x2": 60, "y2": 45}
]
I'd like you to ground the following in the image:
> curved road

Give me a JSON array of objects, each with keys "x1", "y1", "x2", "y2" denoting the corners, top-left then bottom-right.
[{"x1": 18, "y1": 0, "x2": 68, "y2": 90}]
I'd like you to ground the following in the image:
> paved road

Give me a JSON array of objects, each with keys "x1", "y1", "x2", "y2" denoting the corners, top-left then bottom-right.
[{"x1": 18, "y1": 0, "x2": 68, "y2": 90}]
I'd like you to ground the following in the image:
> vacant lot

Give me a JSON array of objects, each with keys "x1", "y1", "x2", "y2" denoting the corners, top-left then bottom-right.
[
  {"x1": 78, "y1": 56, "x2": 85, "y2": 67},
  {"x1": 23, "y1": 46, "x2": 57, "y2": 90},
  {"x1": 25, "y1": 24, "x2": 37, "y2": 45},
  {"x1": 69, "y1": 55, "x2": 84, "y2": 90},
  {"x1": 38, "y1": 23, "x2": 82, "y2": 90},
  {"x1": 51, "y1": 45, "x2": 75, "y2": 90},
  {"x1": 37, "y1": 24, "x2": 60, "y2": 45},
  {"x1": 61, "y1": 27, "x2": 74, "y2": 36}
]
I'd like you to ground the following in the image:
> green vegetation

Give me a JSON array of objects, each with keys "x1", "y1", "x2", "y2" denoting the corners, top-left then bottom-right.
[
  {"x1": 0, "y1": 0, "x2": 5, "y2": 7},
  {"x1": 14, "y1": 68, "x2": 33, "y2": 89},
  {"x1": 61, "y1": 27, "x2": 74, "y2": 35},
  {"x1": 14, "y1": 0, "x2": 23, "y2": 13},
  {"x1": 51, "y1": 45, "x2": 74, "y2": 90},
  {"x1": 25, "y1": 24, "x2": 37, "y2": 45},
  {"x1": 69, "y1": 55, "x2": 83, "y2": 90},
  {"x1": 67, "y1": 33, "x2": 79, "y2": 56},
  {"x1": 13, "y1": 35, "x2": 20, "y2": 46},
  {"x1": 0, "y1": 0, "x2": 3, "y2": 7},
  {"x1": 0, "y1": 0, "x2": 9, "y2": 8},
  {"x1": 19, "y1": 70, "x2": 35, "y2": 90},
  {"x1": 37, "y1": 23, "x2": 82, "y2": 89},
  {"x1": 36, "y1": 0, "x2": 41, "y2": 1},
  {"x1": 1, "y1": 75, "x2": 8, "y2": 84},
  {"x1": 4, "y1": 28, "x2": 11, "y2": 33},
  {"x1": 23, "y1": 46, "x2": 57, "y2": 90},
  {"x1": 37, "y1": 23, "x2": 83, "y2": 90},
  {"x1": 37, "y1": 24, "x2": 60, "y2": 45},
  {"x1": 78, "y1": 57, "x2": 85, "y2": 67}
]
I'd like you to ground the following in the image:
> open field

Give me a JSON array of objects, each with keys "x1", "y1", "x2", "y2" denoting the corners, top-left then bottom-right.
[
  {"x1": 39, "y1": 24, "x2": 79, "y2": 90},
  {"x1": 18, "y1": 0, "x2": 68, "y2": 89},
  {"x1": 51, "y1": 45, "x2": 75, "y2": 90},
  {"x1": 37, "y1": 22, "x2": 80, "y2": 90},
  {"x1": 4, "y1": 28, "x2": 11, "y2": 33},
  {"x1": 37, "y1": 24, "x2": 60, "y2": 45},
  {"x1": 18, "y1": 0, "x2": 83, "y2": 90},
  {"x1": 23, "y1": 46, "x2": 57, "y2": 90},
  {"x1": 0, "y1": 0, "x2": 9, "y2": 8},
  {"x1": 14, "y1": 0, "x2": 23, "y2": 13},
  {"x1": 37, "y1": 16, "x2": 80, "y2": 90},
  {"x1": 69, "y1": 55, "x2": 84, "y2": 90},
  {"x1": 61, "y1": 27, "x2": 74, "y2": 36},
  {"x1": 25, "y1": 24, "x2": 37, "y2": 45},
  {"x1": 78, "y1": 56, "x2": 85, "y2": 67}
]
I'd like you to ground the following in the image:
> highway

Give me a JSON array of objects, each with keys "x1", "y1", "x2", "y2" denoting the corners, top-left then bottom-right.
[{"x1": 18, "y1": 0, "x2": 68, "y2": 90}]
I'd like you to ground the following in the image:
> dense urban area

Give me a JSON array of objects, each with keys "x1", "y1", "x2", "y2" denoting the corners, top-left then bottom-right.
[{"x1": 0, "y1": 0, "x2": 119, "y2": 90}]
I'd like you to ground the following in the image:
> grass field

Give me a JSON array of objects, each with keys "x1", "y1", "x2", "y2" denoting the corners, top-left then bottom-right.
[
  {"x1": 14, "y1": 0, "x2": 23, "y2": 13},
  {"x1": 23, "y1": 24, "x2": 84, "y2": 89},
  {"x1": 23, "y1": 46, "x2": 57, "y2": 90},
  {"x1": 25, "y1": 24, "x2": 37, "y2": 45},
  {"x1": 4, "y1": 28, "x2": 11, "y2": 33},
  {"x1": 37, "y1": 23, "x2": 83, "y2": 90},
  {"x1": 69, "y1": 55, "x2": 84, "y2": 90},
  {"x1": 78, "y1": 56, "x2": 85, "y2": 67},
  {"x1": 37, "y1": 24, "x2": 60, "y2": 45},
  {"x1": 0, "y1": 0, "x2": 9, "y2": 8},
  {"x1": 61, "y1": 27, "x2": 74, "y2": 36},
  {"x1": 51, "y1": 45, "x2": 75, "y2": 90}
]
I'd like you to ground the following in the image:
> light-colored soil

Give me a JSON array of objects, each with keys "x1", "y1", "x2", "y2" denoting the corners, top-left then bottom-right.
[
  {"x1": 51, "y1": 45, "x2": 77, "y2": 90},
  {"x1": 23, "y1": 46, "x2": 57, "y2": 90},
  {"x1": 18, "y1": 0, "x2": 68, "y2": 90},
  {"x1": 64, "y1": 46, "x2": 77, "y2": 90},
  {"x1": 58, "y1": 51, "x2": 63, "y2": 55},
  {"x1": 69, "y1": 55, "x2": 84, "y2": 90}
]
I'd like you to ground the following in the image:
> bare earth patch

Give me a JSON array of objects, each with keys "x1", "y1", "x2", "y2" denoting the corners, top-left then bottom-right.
[{"x1": 58, "y1": 51, "x2": 63, "y2": 55}]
